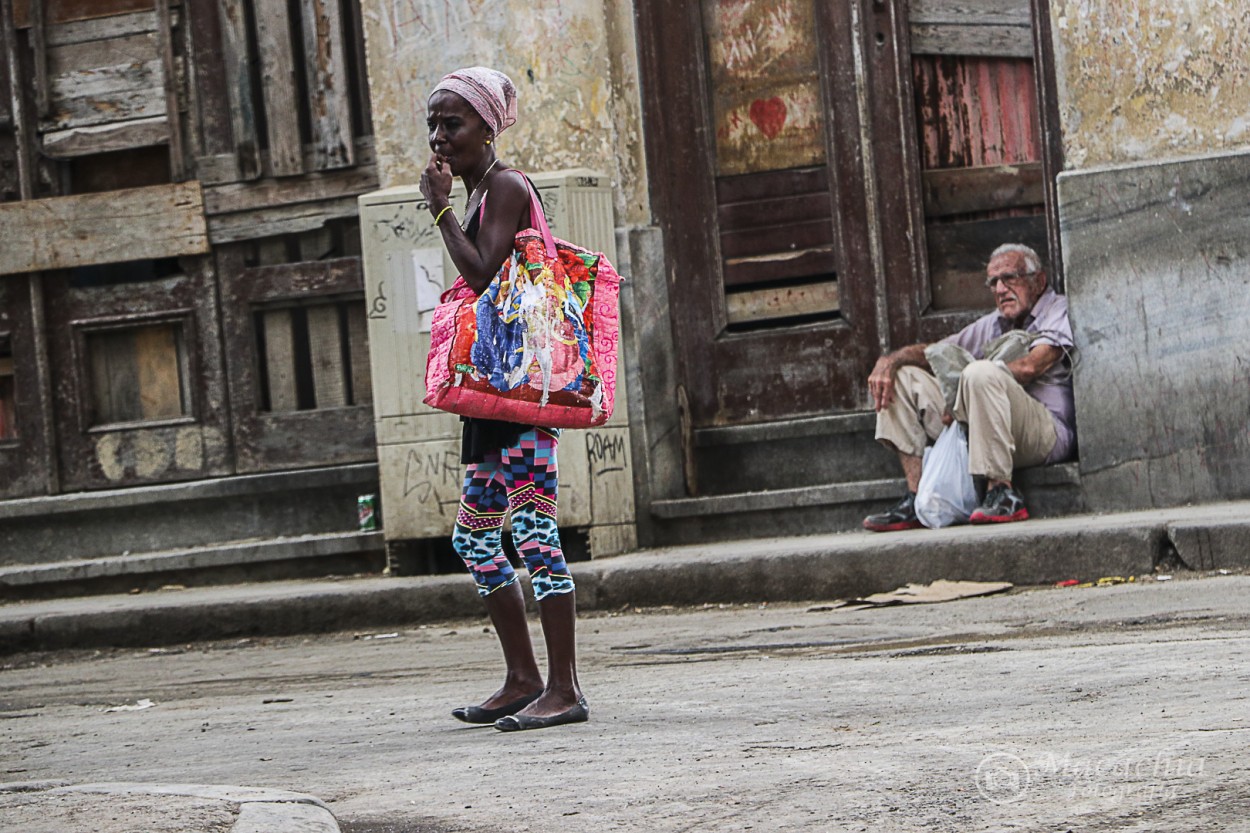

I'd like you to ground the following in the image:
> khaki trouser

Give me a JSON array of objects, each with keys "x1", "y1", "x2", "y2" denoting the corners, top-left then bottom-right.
[{"x1": 875, "y1": 362, "x2": 1057, "y2": 483}]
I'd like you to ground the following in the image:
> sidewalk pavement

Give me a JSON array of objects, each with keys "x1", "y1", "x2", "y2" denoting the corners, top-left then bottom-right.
[
  {"x1": 3, "y1": 499, "x2": 1248, "y2": 656},
  {"x1": 0, "y1": 782, "x2": 340, "y2": 833}
]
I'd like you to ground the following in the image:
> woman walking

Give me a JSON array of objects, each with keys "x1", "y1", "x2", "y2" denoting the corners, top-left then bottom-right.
[{"x1": 418, "y1": 67, "x2": 587, "y2": 732}]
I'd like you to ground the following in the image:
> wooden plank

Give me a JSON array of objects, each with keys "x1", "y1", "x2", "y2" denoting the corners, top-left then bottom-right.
[
  {"x1": 41, "y1": 114, "x2": 168, "y2": 156},
  {"x1": 2, "y1": 0, "x2": 34, "y2": 200},
  {"x1": 725, "y1": 280, "x2": 840, "y2": 325},
  {"x1": 719, "y1": 218, "x2": 835, "y2": 260},
  {"x1": 30, "y1": 0, "x2": 47, "y2": 115},
  {"x1": 922, "y1": 161, "x2": 1044, "y2": 217},
  {"x1": 345, "y1": 300, "x2": 371, "y2": 406},
  {"x1": 44, "y1": 84, "x2": 166, "y2": 131},
  {"x1": 262, "y1": 309, "x2": 298, "y2": 411},
  {"x1": 909, "y1": 0, "x2": 1029, "y2": 26},
  {"x1": 0, "y1": 181, "x2": 210, "y2": 275},
  {"x1": 134, "y1": 323, "x2": 182, "y2": 418},
  {"x1": 307, "y1": 304, "x2": 346, "y2": 408},
  {"x1": 203, "y1": 158, "x2": 378, "y2": 214},
  {"x1": 16, "y1": 0, "x2": 168, "y2": 28},
  {"x1": 300, "y1": 0, "x2": 353, "y2": 170},
  {"x1": 216, "y1": 0, "x2": 260, "y2": 180},
  {"x1": 909, "y1": 23, "x2": 1033, "y2": 58},
  {"x1": 47, "y1": 30, "x2": 160, "y2": 86},
  {"x1": 44, "y1": 8, "x2": 163, "y2": 45},
  {"x1": 207, "y1": 195, "x2": 364, "y2": 244},
  {"x1": 153, "y1": 0, "x2": 183, "y2": 180},
  {"x1": 193, "y1": 152, "x2": 242, "y2": 186},
  {"x1": 717, "y1": 192, "x2": 833, "y2": 233},
  {"x1": 716, "y1": 166, "x2": 829, "y2": 204},
  {"x1": 44, "y1": 31, "x2": 166, "y2": 131},
  {"x1": 254, "y1": 0, "x2": 303, "y2": 177},
  {"x1": 722, "y1": 247, "x2": 837, "y2": 289},
  {"x1": 88, "y1": 329, "x2": 140, "y2": 423},
  {"x1": 195, "y1": 135, "x2": 374, "y2": 187},
  {"x1": 183, "y1": 0, "x2": 231, "y2": 159},
  {"x1": 341, "y1": 0, "x2": 370, "y2": 138}
]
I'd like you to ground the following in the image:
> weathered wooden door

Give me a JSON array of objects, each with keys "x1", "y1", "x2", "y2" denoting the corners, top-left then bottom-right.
[{"x1": 636, "y1": 0, "x2": 1059, "y2": 428}]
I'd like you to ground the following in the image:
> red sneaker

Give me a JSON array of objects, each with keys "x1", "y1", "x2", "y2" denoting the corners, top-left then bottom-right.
[
  {"x1": 863, "y1": 493, "x2": 924, "y2": 532},
  {"x1": 969, "y1": 484, "x2": 1030, "y2": 524}
]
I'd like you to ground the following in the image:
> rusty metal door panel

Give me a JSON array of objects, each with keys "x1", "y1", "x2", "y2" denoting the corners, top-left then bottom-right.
[{"x1": 43, "y1": 255, "x2": 234, "y2": 490}]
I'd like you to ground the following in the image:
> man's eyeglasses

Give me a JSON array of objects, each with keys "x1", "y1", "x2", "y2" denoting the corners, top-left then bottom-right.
[{"x1": 985, "y1": 271, "x2": 1037, "y2": 289}]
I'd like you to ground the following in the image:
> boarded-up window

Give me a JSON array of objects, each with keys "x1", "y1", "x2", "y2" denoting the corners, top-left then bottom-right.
[
  {"x1": 255, "y1": 298, "x2": 370, "y2": 412},
  {"x1": 0, "y1": 334, "x2": 16, "y2": 439},
  {"x1": 86, "y1": 322, "x2": 189, "y2": 425}
]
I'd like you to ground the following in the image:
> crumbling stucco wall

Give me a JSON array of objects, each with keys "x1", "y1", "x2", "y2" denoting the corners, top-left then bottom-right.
[
  {"x1": 1050, "y1": 0, "x2": 1250, "y2": 168},
  {"x1": 358, "y1": 0, "x2": 649, "y2": 225}
]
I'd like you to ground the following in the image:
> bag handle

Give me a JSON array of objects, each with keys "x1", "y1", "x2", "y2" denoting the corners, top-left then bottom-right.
[{"x1": 479, "y1": 170, "x2": 557, "y2": 260}]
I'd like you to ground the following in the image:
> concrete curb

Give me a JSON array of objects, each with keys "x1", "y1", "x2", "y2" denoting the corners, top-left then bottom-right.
[
  {"x1": 0, "y1": 782, "x2": 339, "y2": 833},
  {"x1": 2, "y1": 501, "x2": 1249, "y2": 654}
]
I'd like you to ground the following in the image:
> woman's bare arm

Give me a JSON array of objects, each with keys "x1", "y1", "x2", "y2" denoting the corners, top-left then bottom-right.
[{"x1": 420, "y1": 158, "x2": 530, "y2": 293}]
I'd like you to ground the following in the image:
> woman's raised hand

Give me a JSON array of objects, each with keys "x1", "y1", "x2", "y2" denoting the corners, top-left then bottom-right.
[{"x1": 420, "y1": 153, "x2": 453, "y2": 215}]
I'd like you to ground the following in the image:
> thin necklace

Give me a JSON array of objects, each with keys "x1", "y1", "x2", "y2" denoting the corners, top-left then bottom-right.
[{"x1": 461, "y1": 157, "x2": 500, "y2": 230}]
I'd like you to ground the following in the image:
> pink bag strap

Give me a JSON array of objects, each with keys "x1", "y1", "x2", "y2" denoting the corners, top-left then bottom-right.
[{"x1": 478, "y1": 170, "x2": 557, "y2": 259}]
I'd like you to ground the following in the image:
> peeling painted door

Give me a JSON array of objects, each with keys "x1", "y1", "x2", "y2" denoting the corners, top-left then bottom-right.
[{"x1": 637, "y1": 0, "x2": 1060, "y2": 427}]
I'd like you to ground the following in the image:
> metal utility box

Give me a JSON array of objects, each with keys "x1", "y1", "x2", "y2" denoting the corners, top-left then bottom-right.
[{"x1": 358, "y1": 170, "x2": 637, "y2": 557}]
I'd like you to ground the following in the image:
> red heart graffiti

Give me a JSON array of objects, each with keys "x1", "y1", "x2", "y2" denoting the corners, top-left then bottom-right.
[{"x1": 749, "y1": 97, "x2": 787, "y2": 140}]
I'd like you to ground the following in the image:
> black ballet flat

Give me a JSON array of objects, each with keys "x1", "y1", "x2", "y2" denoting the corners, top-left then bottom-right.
[
  {"x1": 452, "y1": 691, "x2": 542, "y2": 724},
  {"x1": 493, "y1": 696, "x2": 589, "y2": 732}
]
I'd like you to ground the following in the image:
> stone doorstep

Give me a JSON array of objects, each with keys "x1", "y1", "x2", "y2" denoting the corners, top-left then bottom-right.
[
  {"x1": 651, "y1": 464, "x2": 1082, "y2": 520},
  {"x1": 0, "y1": 531, "x2": 385, "y2": 589},
  {"x1": 0, "y1": 782, "x2": 339, "y2": 833}
]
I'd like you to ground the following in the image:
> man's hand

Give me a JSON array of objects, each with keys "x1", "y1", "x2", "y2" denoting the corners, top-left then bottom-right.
[
  {"x1": 867, "y1": 343, "x2": 930, "y2": 412},
  {"x1": 868, "y1": 355, "x2": 899, "y2": 412}
]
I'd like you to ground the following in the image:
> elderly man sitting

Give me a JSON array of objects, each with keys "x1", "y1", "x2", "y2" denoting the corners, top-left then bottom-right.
[{"x1": 863, "y1": 243, "x2": 1075, "y2": 531}]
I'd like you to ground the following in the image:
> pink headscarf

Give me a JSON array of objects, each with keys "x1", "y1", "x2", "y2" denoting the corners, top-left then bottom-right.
[{"x1": 430, "y1": 67, "x2": 518, "y2": 136}]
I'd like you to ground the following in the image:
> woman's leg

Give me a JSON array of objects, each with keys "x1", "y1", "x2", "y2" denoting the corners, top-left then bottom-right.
[
  {"x1": 502, "y1": 430, "x2": 583, "y2": 717},
  {"x1": 452, "y1": 457, "x2": 542, "y2": 709}
]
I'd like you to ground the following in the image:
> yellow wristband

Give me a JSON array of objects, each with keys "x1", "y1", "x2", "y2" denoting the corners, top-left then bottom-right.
[{"x1": 433, "y1": 205, "x2": 454, "y2": 226}]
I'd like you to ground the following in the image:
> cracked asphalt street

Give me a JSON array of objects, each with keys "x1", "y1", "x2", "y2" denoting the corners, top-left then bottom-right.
[{"x1": 3, "y1": 573, "x2": 1248, "y2": 832}]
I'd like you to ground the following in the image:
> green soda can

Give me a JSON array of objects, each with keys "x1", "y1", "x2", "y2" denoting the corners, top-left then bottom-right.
[{"x1": 357, "y1": 494, "x2": 378, "y2": 531}]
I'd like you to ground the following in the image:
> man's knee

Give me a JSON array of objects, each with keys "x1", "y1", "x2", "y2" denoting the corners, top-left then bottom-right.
[
  {"x1": 894, "y1": 365, "x2": 934, "y2": 394},
  {"x1": 958, "y1": 359, "x2": 1009, "y2": 394}
]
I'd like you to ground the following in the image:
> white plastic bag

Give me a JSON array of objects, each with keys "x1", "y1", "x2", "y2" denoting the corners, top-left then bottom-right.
[{"x1": 914, "y1": 422, "x2": 978, "y2": 528}]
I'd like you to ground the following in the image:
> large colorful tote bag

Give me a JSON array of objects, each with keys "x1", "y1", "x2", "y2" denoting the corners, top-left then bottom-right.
[{"x1": 424, "y1": 175, "x2": 622, "y2": 428}]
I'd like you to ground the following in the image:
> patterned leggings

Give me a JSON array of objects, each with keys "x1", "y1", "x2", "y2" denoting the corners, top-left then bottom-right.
[{"x1": 452, "y1": 428, "x2": 575, "y2": 601}]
